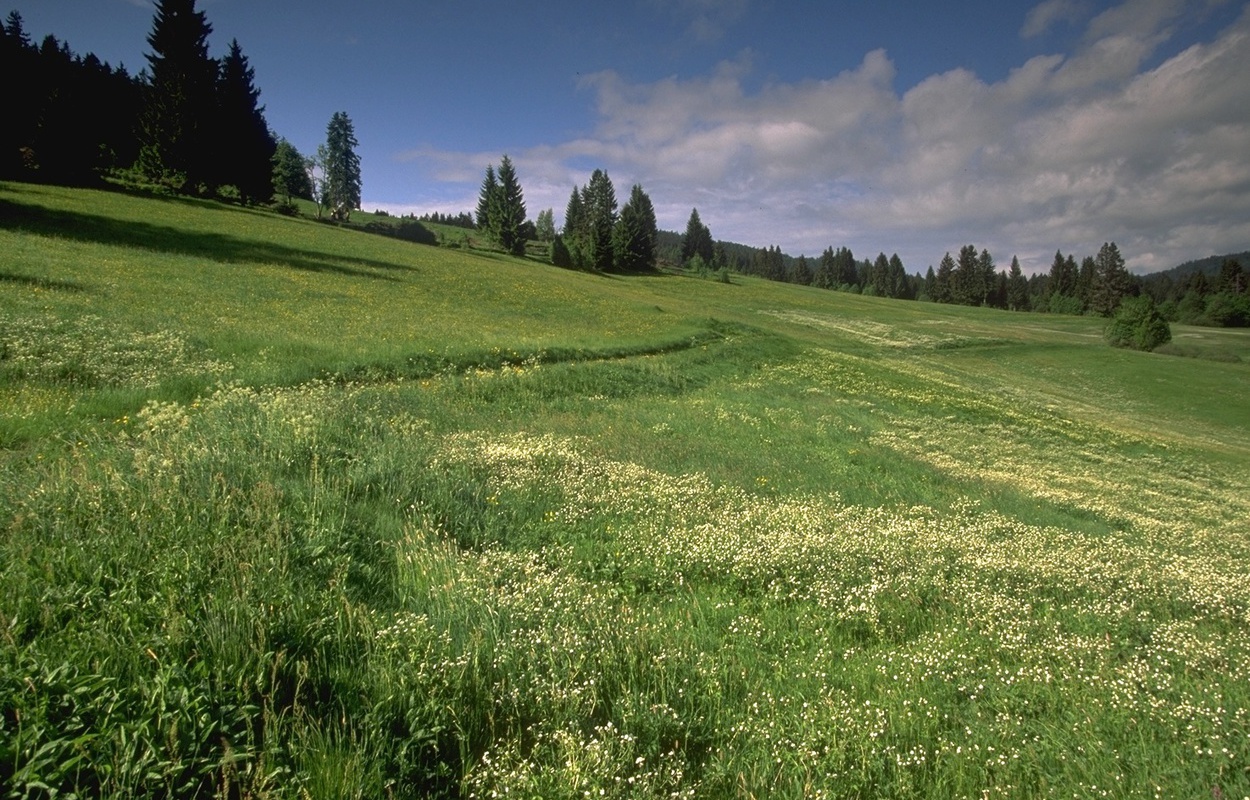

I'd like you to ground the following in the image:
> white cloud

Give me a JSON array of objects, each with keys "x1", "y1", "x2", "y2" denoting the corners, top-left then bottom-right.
[
  {"x1": 1022, "y1": 0, "x2": 1089, "y2": 37},
  {"x1": 397, "y1": 1, "x2": 1250, "y2": 274}
]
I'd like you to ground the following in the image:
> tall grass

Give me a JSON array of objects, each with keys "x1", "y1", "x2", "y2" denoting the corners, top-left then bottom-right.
[{"x1": 2, "y1": 181, "x2": 1249, "y2": 797}]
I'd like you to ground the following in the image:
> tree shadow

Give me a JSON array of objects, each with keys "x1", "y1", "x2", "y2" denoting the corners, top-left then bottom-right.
[
  {"x1": 0, "y1": 198, "x2": 411, "y2": 282},
  {"x1": 0, "y1": 271, "x2": 85, "y2": 292}
]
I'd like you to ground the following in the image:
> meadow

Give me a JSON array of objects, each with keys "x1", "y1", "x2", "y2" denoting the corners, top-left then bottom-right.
[{"x1": 2, "y1": 181, "x2": 1249, "y2": 798}]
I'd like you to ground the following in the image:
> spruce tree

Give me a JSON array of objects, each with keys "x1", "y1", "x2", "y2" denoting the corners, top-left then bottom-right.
[
  {"x1": 138, "y1": 0, "x2": 218, "y2": 191},
  {"x1": 562, "y1": 185, "x2": 589, "y2": 269},
  {"x1": 494, "y1": 155, "x2": 527, "y2": 256},
  {"x1": 680, "y1": 208, "x2": 713, "y2": 266},
  {"x1": 1007, "y1": 256, "x2": 1029, "y2": 311},
  {"x1": 792, "y1": 255, "x2": 813, "y2": 285},
  {"x1": 216, "y1": 39, "x2": 274, "y2": 203},
  {"x1": 815, "y1": 247, "x2": 837, "y2": 289},
  {"x1": 1090, "y1": 242, "x2": 1130, "y2": 316},
  {"x1": 583, "y1": 169, "x2": 618, "y2": 272},
  {"x1": 476, "y1": 165, "x2": 498, "y2": 233},
  {"x1": 888, "y1": 254, "x2": 908, "y2": 299},
  {"x1": 934, "y1": 252, "x2": 955, "y2": 303},
  {"x1": 322, "y1": 111, "x2": 361, "y2": 220},
  {"x1": 870, "y1": 252, "x2": 890, "y2": 296},
  {"x1": 612, "y1": 184, "x2": 658, "y2": 272}
]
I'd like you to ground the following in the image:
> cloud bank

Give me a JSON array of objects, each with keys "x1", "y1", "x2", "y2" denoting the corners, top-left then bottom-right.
[{"x1": 394, "y1": 0, "x2": 1250, "y2": 274}]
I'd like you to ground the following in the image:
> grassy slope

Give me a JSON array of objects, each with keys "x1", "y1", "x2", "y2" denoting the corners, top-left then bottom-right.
[{"x1": 2, "y1": 182, "x2": 1249, "y2": 798}]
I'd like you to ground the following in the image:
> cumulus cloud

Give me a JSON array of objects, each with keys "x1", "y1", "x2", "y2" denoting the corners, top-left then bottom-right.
[{"x1": 394, "y1": 0, "x2": 1250, "y2": 273}]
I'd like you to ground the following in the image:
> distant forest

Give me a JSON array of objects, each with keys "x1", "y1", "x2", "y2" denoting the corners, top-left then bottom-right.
[{"x1": 3, "y1": 3, "x2": 1246, "y2": 328}]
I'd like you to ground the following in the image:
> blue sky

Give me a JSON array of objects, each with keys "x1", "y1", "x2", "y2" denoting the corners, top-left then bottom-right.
[{"x1": 18, "y1": 0, "x2": 1250, "y2": 273}]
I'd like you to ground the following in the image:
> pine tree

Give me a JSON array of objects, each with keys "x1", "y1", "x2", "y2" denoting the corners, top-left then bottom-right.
[
  {"x1": 888, "y1": 254, "x2": 908, "y2": 299},
  {"x1": 1090, "y1": 241, "x2": 1130, "y2": 316},
  {"x1": 322, "y1": 111, "x2": 361, "y2": 220},
  {"x1": 870, "y1": 252, "x2": 890, "y2": 296},
  {"x1": 951, "y1": 245, "x2": 978, "y2": 305},
  {"x1": 1007, "y1": 256, "x2": 1028, "y2": 311},
  {"x1": 814, "y1": 247, "x2": 837, "y2": 289},
  {"x1": 612, "y1": 184, "x2": 658, "y2": 272},
  {"x1": 562, "y1": 185, "x2": 589, "y2": 269},
  {"x1": 216, "y1": 39, "x2": 274, "y2": 203},
  {"x1": 923, "y1": 265, "x2": 937, "y2": 300},
  {"x1": 978, "y1": 249, "x2": 996, "y2": 306},
  {"x1": 476, "y1": 165, "x2": 498, "y2": 232},
  {"x1": 550, "y1": 234, "x2": 573, "y2": 268},
  {"x1": 792, "y1": 255, "x2": 813, "y2": 285},
  {"x1": 680, "y1": 208, "x2": 713, "y2": 266},
  {"x1": 137, "y1": 0, "x2": 218, "y2": 191},
  {"x1": 494, "y1": 155, "x2": 527, "y2": 256},
  {"x1": 835, "y1": 247, "x2": 859, "y2": 288},
  {"x1": 935, "y1": 252, "x2": 955, "y2": 303},
  {"x1": 583, "y1": 169, "x2": 618, "y2": 272}
]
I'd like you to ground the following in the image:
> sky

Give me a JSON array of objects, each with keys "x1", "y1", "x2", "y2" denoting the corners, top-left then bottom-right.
[{"x1": 17, "y1": 0, "x2": 1250, "y2": 274}]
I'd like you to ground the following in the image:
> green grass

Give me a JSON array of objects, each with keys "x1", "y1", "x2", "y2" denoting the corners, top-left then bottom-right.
[{"x1": 2, "y1": 181, "x2": 1249, "y2": 798}]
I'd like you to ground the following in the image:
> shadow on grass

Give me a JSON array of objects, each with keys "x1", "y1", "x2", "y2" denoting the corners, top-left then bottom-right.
[
  {"x1": 0, "y1": 271, "x2": 84, "y2": 292},
  {"x1": 0, "y1": 198, "x2": 410, "y2": 282}
]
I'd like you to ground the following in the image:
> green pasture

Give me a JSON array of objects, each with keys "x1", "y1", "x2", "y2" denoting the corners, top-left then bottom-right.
[{"x1": 2, "y1": 181, "x2": 1248, "y2": 798}]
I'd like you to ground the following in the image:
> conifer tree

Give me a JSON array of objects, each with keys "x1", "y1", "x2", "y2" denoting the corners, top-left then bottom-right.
[
  {"x1": 562, "y1": 185, "x2": 589, "y2": 269},
  {"x1": 583, "y1": 169, "x2": 618, "y2": 272},
  {"x1": 934, "y1": 252, "x2": 955, "y2": 303},
  {"x1": 814, "y1": 247, "x2": 837, "y2": 289},
  {"x1": 493, "y1": 155, "x2": 527, "y2": 255},
  {"x1": 792, "y1": 255, "x2": 813, "y2": 285},
  {"x1": 888, "y1": 254, "x2": 908, "y2": 299},
  {"x1": 1090, "y1": 241, "x2": 1131, "y2": 316},
  {"x1": 476, "y1": 165, "x2": 498, "y2": 232},
  {"x1": 613, "y1": 184, "x2": 658, "y2": 272},
  {"x1": 216, "y1": 39, "x2": 274, "y2": 203},
  {"x1": 322, "y1": 111, "x2": 361, "y2": 220},
  {"x1": 680, "y1": 208, "x2": 713, "y2": 266},
  {"x1": 870, "y1": 252, "x2": 890, "y2": 296},
  {"x1": 1007, "y1": 255, "x2": 1029, "y2": 311},
  {"x1": 137, "y1": 0, "x2": 218, "y2": 191}
]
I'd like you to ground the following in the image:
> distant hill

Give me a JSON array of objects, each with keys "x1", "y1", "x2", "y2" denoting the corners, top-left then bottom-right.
[{"x1": 1146, "y1": 251, "x2": 1250, "y2": 281}]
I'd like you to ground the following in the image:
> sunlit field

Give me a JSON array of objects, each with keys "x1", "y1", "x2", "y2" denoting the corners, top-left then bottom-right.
[{"x1": 3, "y1": 182, "x2": 1249, "y2": 798}]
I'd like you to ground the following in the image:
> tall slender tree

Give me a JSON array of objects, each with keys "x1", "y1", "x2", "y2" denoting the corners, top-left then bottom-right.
[
  {"x1": 1007, "y1": 256, "x2": 1029, "y2": 311},
  {"x1": 476, "y1": 165, "x2": 498, "y2": 232},
  {"x1": 583, "y1": 169, "x2": 618, "y2": 272},
  {"x1": 322, "y1": 111, "x2": 361, "y2": 220},
  {"x1": 137, "y1": 0, "x2": 218, "y2": 191},
  {"x1": 493, "y1": 155, "x2": 527, "y2": 255},
  {"x1": 934, "y1": 252, "x2": 956, "y2": 303}
]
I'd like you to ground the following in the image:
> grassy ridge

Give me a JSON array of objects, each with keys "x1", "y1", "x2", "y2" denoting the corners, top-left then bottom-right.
[{"x1": 2, "y1": 182, "x2": 1249, "y2": 798}]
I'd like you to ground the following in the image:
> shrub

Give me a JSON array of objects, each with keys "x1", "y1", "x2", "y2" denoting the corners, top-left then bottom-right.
[{"x1": 1105, "y1": 295, "x2": 1172, "y2": 351}]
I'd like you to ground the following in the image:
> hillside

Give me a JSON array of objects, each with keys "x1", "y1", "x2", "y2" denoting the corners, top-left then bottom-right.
[{"x1": 3, "y1": 181, "x2": 1250, "y2": 798}]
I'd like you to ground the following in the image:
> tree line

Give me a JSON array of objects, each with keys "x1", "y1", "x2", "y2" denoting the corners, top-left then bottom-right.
[{"x1": 2, "y1": 2, "x2": 361, "y2": 218}]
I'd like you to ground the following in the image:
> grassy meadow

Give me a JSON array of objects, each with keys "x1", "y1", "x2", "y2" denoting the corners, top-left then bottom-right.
[{"x1": 2, "y1": 181, "x2": 1249, "y2": 798}]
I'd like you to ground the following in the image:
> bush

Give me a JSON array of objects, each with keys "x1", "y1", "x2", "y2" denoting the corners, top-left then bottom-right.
[{"x1": 1105, "y1": 296, "x2": 1172, "y2": 351}]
